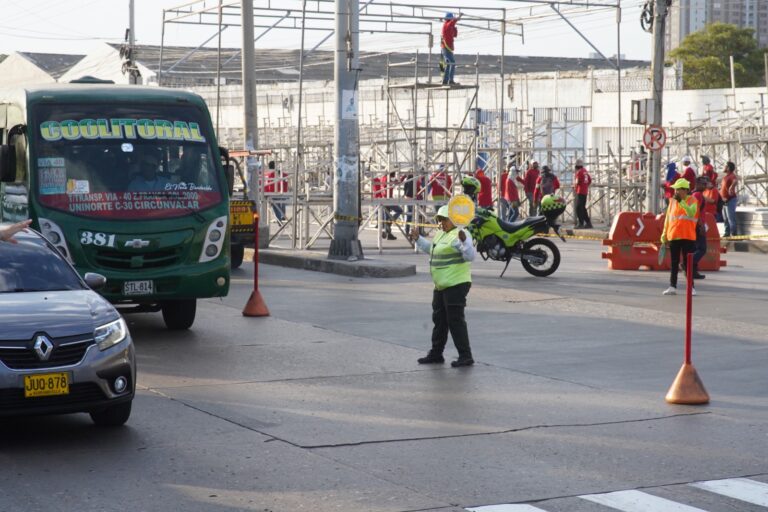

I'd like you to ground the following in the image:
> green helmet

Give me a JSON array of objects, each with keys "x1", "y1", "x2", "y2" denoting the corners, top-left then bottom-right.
[
  {"x1": 540, "y1": 194, "x2": 565, "y2": 212},
  {"x1": 461, "y1": 176, "x2": 481, "y2": 194}
]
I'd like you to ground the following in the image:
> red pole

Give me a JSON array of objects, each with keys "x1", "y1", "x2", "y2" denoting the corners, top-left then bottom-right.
[
  {"x1": 242, "y1": 212, "x2": 270, "y2": 317},
  {"x1": 684, "y1": 252, "x2": 693, "y2": 364},
  {"x1": 253, "y1": 212, "x2": 259, "y2": 291}
]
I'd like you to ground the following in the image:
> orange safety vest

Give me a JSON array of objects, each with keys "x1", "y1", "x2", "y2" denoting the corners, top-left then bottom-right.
[{"x1": 666, "y1": 196, "x2": 698, "y2": 241}]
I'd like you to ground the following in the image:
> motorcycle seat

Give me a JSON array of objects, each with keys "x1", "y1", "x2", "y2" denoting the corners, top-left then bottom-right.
[{"x1": 497, "y1": 215, "x2": 546, "y2": 234}]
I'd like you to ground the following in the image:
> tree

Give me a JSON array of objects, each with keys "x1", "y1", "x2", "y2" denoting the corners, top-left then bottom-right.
[{"x1": 669, "y1": 23, "x2": 767, "y2": 89}]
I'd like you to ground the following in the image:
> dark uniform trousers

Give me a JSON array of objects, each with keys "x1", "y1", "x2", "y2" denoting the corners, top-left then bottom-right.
[{"x1": 430, "y1": 282, "x2": 472, "y2": 358}]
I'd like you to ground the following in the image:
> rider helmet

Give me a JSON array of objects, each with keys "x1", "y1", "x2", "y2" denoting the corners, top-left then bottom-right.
[{"x1": 461, "y1": 175, "x2": 481, "y2": 199}]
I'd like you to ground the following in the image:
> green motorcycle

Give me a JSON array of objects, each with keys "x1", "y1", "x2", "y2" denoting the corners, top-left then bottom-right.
[{"x1": 466, "y1": 195, "x2": 566, "y2": 278}]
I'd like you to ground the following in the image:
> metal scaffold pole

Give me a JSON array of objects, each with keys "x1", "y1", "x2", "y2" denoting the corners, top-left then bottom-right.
[{"x1": 329, "y1": 0, "x2": 364, "y2": 260}]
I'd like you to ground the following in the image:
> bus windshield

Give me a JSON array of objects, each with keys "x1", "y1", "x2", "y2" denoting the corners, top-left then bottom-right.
[{"x1": 32, "y1": 103, "x2": 223, "y2": 220}]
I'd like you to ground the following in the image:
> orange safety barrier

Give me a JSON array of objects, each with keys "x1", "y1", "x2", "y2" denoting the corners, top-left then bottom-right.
[{"x1": 602, "y1": 211, "x2": 726, "y2": 271}]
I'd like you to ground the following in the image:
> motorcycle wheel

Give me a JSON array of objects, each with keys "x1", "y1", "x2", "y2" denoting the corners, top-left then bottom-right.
[{"x1": 520, "y1": 237, "x2": 560, "y2": 277}]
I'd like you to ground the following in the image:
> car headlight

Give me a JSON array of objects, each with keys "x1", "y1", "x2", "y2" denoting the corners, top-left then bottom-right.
[{"x1": 95, "y1": 318, "x2": 128, "y2": 351}]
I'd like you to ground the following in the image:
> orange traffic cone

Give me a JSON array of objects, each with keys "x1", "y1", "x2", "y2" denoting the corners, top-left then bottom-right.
[
  {"x1": 242, "y1": 290, "x2": 270, "y2": 317},
  {"x1": 665, "y1": 363, "x2": 709, "y2": 405}
]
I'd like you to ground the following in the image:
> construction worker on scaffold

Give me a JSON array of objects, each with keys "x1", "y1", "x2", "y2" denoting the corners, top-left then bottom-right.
[{"x1": 441, "y1": 12, "x2": 463, "y2": 86}]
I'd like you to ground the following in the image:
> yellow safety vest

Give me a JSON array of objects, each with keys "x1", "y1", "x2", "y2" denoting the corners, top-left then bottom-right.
[{"x1": 430, "y1": 229, "x2": 471, "y2": 291}]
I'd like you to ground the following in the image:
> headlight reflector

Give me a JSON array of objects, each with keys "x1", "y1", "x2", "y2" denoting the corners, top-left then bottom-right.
[{"x1": 95, "y1": 318, "x2": 128, "y2": 351}]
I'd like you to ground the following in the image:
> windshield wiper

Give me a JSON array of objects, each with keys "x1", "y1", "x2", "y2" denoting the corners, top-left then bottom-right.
[
  {"x1": 0, "y1": 287, "x2": 72, "y2": 293},
  {"x1": 144, "y1": 190, "x2": 207, "y2": 223}
]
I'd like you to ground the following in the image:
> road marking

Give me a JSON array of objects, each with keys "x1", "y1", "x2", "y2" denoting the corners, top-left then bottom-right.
[
  {"x1": 466, "y1": 505, "x2": 546, "y2": 511},
  {"x1": 690, "y1": 478, "x2": 768, "y2": 507},
  {"x1": 580, "y1": 490, "x2": 707, "y2": 511}
]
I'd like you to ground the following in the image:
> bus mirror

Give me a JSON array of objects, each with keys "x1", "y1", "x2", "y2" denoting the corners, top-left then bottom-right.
[
  {"x1": 0, "y1": 145, "x2": 16, "y2": 182},
  {"x1": 225, "y1": 164, "x2": 235, "y2": 194}
]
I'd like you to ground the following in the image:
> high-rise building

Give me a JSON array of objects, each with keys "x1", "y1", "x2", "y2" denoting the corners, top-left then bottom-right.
[{"x1": 667, "y1": 0, "x2": 768, "y2": 51}]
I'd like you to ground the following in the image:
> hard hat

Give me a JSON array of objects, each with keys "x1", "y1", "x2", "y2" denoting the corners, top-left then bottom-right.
[
  {"x1": 682, "y1": 155, "x2": 692, "y2": 163},
  {"x1": 575, "y1": 158, "x2": 584, "y2": 167},
  {"x1": 444, "y1": 12, "x2": 454, "y2": 19},
  {"x1": 436, "y1": 205, "x2": 451, "y2": 219},
  {"x1": 671, "y1": 178, "x2": 690, "y2": 189}
]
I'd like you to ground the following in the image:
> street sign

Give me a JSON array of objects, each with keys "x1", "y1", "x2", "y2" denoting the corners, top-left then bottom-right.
[
  {"x1": 447, "y1": 194, "x2": 475, "y2": 227},
  {"x1": 643, "y1": 125, "x2": 667, "y2": 152}
]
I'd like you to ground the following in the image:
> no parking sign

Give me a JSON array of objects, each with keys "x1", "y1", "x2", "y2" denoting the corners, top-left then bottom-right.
[{"x1": 643, "y1": 125, "x2": 667, "y2": 152}]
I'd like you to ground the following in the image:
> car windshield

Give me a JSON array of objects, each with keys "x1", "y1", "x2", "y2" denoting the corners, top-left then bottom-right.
[
  {"x1": 0, "y1": 236, "x2": 84, "y2": 293},
  {"x1": 32, "y1": 103, "x2": 223, "y2": 220}
]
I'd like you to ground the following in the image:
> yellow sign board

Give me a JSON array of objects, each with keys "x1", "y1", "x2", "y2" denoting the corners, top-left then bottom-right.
[{"x1": 447, "y1": 194, "x2": 476, "y2": 227}]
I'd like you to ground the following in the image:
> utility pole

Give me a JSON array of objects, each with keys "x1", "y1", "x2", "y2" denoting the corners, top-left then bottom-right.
[
  {"x1": 648, "y1": 0, "x2": 669, "y2": 213},
  {"x1": 241, "y1": 0, "x2": 261, "y2": 219},
  {"x1": 121, "y1": 0, "x2": 140, "y2": 85},
  {"x1": 328, "y1": 0, "x2": 363, "y2": 260}
]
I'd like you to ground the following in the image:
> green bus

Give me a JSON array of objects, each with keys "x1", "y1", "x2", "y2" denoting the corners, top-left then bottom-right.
[{"x1": 0, "y1": 80, "x2": 231, "y2": 329}]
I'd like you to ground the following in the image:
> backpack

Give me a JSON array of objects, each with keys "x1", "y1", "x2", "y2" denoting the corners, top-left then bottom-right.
[{"x1": 540, "y1": 172, "x2": 555, "y2": 195}]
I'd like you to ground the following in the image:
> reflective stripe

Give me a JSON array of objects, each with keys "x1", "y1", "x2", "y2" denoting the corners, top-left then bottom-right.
[{"x1": 670, "y1": 215, "x2": 697, "y2": 222}]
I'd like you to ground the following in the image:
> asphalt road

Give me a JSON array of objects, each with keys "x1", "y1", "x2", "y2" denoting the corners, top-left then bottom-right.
[{"x1": 1, "y1": 237, "x2": 767, "y2": 512}]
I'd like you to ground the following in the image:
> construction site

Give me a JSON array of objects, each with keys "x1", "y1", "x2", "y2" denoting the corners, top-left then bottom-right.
[{"x1": 150, "y1": 0, "x2": 767, "y2": 249}]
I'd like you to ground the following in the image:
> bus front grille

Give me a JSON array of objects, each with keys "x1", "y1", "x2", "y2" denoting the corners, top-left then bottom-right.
[{"x1": 94, "y1": 248, "x2": 181, "y2": 270}]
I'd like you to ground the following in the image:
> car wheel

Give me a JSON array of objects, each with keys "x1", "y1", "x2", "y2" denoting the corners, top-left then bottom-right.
[
  {"x1": 230, "y1": 243, "x2": 245, "y2": 269},
  {"x1": 90, "y1": 401, "x2": 132, "y2": 427},
  {"x1": 161, "y1": 299, "x2": 197, "y2": 330}
]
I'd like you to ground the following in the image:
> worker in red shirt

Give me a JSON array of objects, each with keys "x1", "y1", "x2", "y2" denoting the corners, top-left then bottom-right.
[
  {"x1": 534, "y1": 165, "x2": 560, "y2": 213},
  {"x1": 429, "y1": 165, "x2": 452, "y2": 210},
  {"x1": 375, "y1": 172, "x2": 403, "y2": 240},
  {"x1": 440, "y1": 12, "x2": 463, "y2": 86},
  {"x1": 265, "y1": 161, "x2": 287, "y2": 222},
  {"x1": 573, "y1": 159, "x2": 593, "y2": 229},
  {"x1": 517, "y1": 161, "x2": 540, "y2": 217},
  {"x1": 700, "y1": 155, "x2": 717, "y2": 186},
  {"x1": 678, "y1": 156, "x2": 696, "y2": 187},
  {"x1": 475, "y1": 168, "x2": 493, "y2": 209},
  {"x1": 500, "y1": 163, "x2": 520, "y2": 221},
  {"x1": 690, "y1": 176, "x2": 708, "y2": 279}
]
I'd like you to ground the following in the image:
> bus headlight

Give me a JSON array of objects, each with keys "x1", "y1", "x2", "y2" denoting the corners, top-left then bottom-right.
[
  {"x1": 38, "y1": 218, "x2": 72, "y2": 263},
  {"x1": 199, "y1": 215, "x2": 228, "y2": 262},
  {"x1": 95, "y1": 318, "x2": 128, "y2": 351}
]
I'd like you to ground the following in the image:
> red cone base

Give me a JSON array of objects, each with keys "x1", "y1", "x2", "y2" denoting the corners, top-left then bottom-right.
[
  {"x1": 665, "y1": 363, "x2": 709, "y2": 405},
  {"x1": 242, "y1": 290, "x2": 270, "y2": 317}
]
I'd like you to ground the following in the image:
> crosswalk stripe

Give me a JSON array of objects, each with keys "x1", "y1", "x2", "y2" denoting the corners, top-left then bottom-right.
[
  {"x1": 690, "y1": 478, "x2": 768, "y2": 507},
  {"x1": 466, "y1": 505, "x2": 547, "y2": 512},
  {"x1": 580, "y1": 490, "x2": 708, "y2": 511}
]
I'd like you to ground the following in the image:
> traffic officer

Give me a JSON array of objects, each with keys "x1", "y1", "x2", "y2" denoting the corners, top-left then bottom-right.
[
  {"x1": 409, "y1": 205, "x2": 476, "y2": 367},
  {"x1": 661, "y1": 179, "x2": 700, "y2": 296}
]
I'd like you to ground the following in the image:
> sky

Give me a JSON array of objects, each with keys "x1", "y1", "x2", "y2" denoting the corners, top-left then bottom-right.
[{"x1": 0, "y1": 0, "x2": 652, "y2": 61}]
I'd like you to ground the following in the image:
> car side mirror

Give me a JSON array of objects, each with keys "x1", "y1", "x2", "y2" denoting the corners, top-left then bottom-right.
[
  {"x1": 84, "y1": 272, "x2": 107, "y2": 290},
  {"x1": 0, "y1": 145, "x2": 16, "y2": 182}
]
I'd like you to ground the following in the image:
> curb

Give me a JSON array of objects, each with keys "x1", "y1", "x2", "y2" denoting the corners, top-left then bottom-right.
[{"x1": 245, "y1": 248, "x2": 417, "y2": 278}]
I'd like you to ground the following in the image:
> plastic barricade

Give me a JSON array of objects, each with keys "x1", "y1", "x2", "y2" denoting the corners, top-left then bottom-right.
[{"x1": 602, "y1": 211, "x2": 726, "y2": 271}]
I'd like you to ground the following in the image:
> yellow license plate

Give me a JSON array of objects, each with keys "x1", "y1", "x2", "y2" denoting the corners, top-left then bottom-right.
[
  {"x1": 24, "y1": 373, "x2": 70, "y2": 398},
  {"x1": 232, "y1": 210, "x2": 254, "y2": 228}
]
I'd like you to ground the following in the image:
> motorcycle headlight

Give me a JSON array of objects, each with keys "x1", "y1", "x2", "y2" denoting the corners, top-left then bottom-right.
[{"x1": 95, "y1": 318, "x2": 128, "y2": 351}]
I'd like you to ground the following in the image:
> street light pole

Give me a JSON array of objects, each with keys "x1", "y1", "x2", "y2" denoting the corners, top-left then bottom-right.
[
  {"x1": 241, "y1": 0, "x2": 261, "y2": 218},
  {"x1": 328, "y1": 0, "x2": 363, "y2": 260}
]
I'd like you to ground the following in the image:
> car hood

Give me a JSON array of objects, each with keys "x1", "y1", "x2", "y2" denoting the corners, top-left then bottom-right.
[{"x1": 0, "y1": 290, "x2": 119, "y2": 340}]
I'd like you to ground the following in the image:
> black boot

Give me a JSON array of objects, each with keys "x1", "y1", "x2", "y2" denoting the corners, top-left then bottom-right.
[
  {"x1": 418, "y1": 352, "x2": 445, "y2": 364},
  {"x1": 451, "y1": 357, "x2": 474, "y2": 367}
]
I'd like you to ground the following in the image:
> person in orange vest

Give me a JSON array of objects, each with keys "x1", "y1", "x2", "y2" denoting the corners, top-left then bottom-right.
[{"x1": 661, "y1": 178, "x2": 700, "y2": 296}]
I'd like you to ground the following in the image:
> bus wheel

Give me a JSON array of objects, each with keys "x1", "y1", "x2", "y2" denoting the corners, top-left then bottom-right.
[
  {"x1": 162, "y1": 299, "x2": 197, "y2": 330},
  {"x1": 231, "y1": 243, "x2": 245, "y2": 269}
]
